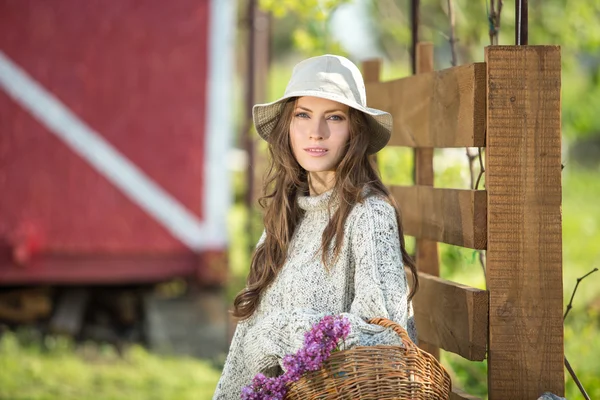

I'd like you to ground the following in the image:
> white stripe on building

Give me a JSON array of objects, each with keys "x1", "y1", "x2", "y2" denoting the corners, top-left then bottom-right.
[{"x1": 0, "y1": 50, "x2": 209, "y2": 251}]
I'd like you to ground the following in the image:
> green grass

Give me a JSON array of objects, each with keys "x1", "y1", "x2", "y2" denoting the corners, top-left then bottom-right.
[
  {"x1": 0, "y1": 332, "x2": 221, "y2": 400},
  {"x1": 557, "y1": 167, "x2": 600, "y2": 400}
]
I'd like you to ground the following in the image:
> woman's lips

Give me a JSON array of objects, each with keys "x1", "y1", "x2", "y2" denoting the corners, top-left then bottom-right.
[{"x1": 304, "y1": 147, "x2": 328, "y2": 157}]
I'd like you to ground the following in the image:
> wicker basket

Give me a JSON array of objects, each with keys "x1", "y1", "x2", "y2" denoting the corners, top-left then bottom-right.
[{"x1": 285, "y1": 317, "x2": 452, "y2": 400}]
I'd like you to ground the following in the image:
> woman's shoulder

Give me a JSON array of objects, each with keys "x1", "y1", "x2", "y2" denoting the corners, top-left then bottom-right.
[{"x1": 347, "y1": 190, "x2": 397, "y2": 225}]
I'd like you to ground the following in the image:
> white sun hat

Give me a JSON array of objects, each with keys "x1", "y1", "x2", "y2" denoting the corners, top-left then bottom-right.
[{"x1": 252, "y1": 54, "x2": 392, "y2": 154}]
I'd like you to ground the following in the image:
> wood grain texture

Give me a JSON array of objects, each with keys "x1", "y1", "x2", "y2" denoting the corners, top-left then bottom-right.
[
  {"x1": 485, "y1": 46, "x2": 564, "y2": 399},
  {"x1": 416, "y1": 42, "x2": 434, "y2": 76},
  {"x1": 414, "y1": 43, "x2": 439, "y2": 275},
  {"x1": 413, "y1": 42, "x2": 441, "y2": 361},
  {"x1": 365, "y1": 63, "x2": 486, "y2": 148},
  {"x1": 391, "y1": 185, "x2": 487, "y2": 249},
  {"x1": 362, "y1": 59, "x2": 381, "y2": 168},
  {"x1": 408, "y1": 271, "x2": 488, "y2": 361},
  {"x1": 362, "y1": 59, "x2": 381, "y2": 83}
]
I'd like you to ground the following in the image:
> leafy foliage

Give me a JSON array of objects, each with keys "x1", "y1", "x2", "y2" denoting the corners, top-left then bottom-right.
[{"x1": 259, "y1": 0, "x2": 350, "y2": 56}]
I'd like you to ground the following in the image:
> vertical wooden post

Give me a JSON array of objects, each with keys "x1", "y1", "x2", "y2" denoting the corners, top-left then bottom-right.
[
  {"x1": 410, "y1": 0, "x2": 420, "y2": 74},
  {"x1": 485, "y1": 45, "x2": 563, "y2": 399},
  {"x1": 362, "y1": 59, "x2": 381, "y2": 169},
  {"x1": 250, "y1": 6, "x2": 271, "y2": 211},
  {"x1": 244, "y1": 0, "x2": 257, "y2": 216},
  {"x1": 362, "y1": 59, "x2": 381, "y2": 83},
  {"x1": 414, "y1": 42, "x2": 440, "y2": 360},
  {"x1": 253, "y1": 8, "x2": 271, "y2": 108}
]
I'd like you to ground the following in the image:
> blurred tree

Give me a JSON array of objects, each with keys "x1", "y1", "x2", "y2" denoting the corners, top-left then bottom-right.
[{"x1": 259, "y1": 0, "x2": 350, "y2": 56}]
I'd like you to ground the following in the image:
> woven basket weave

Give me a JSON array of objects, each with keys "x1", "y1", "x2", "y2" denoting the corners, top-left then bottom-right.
[{"x1": 285, "y1": 317, "x2": 452, "y2": 400}]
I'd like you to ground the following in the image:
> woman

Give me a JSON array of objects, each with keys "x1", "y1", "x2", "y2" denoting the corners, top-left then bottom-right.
[{"x1": 213, "y1": 54, "x2": 418, "y2": 399}]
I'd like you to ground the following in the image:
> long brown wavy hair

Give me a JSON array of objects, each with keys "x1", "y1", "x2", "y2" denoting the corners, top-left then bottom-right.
[{"x1": 233, "y1": 98, "x2": 418, "y2": 320}]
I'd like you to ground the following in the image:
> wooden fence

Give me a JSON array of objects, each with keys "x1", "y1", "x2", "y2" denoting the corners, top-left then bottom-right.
[{"x1": 364, "y1": 43, "x2": 564, "y2": 399}]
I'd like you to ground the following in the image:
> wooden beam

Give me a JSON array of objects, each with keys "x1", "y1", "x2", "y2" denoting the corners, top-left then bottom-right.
[
  {"x1": 362, "y1": 59, "x2": 381, "y2": 83},
  {"x1": 362, "y1": 59, "x2": 381, "y2": 169},
  {"x1": 413, "y1": 42, "x2": 440, "y2": 361},
  {"x1": 485, "y1": 45, "x2": 564, "y2": 398},
  {"x1": 450, "y1": 387, "x2": 484, "y2": 400},
  {"x1": 250, "y1": 5, "x2": 271, "y2": 209},
  {"x1": 366, "y1": 63, "x2": 486, "y2": 148},
  {"x1": 409, "y1": 271, "x2": 488, "y2": 361},
  {"x1": 0, "y1": 288, "x2": 52, "y2": 323},
  {"x1": 414, "y1": 43, "x2": 438, "y2": 275},
  {"x1": 391, "y1": 185, "x2": 487, "y2": 249}
]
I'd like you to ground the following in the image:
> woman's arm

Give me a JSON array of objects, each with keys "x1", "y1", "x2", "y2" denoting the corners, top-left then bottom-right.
[
  {"x1": 213, "y1": 230, "x2": 269, "y2": 400},
  {"x1": 240, "y1": 306, "x2": 404, "y2": 369},
  {"x1": 213, "y1": 319, "x2": 254, "y2": 400},
  {"x1": 213, "y1": 314, "x2": 288, "y2": 399},
  {"x1": 347, "y1": 196, "x2": 417, "y2": 344}
]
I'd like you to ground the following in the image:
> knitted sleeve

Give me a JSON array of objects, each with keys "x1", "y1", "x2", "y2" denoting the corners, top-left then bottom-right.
[
  {"x1": 213, "y1": 230, "x2": 268, "y2": 400},
  {"x1": 236, "y1": 307, "x2": 404, "y2": 371},
  {"x1": 348, "y1": 197, "x2": 417, "y2": 344},
  {"x1": 213, "y1": 319, "x2": 254, "y2": 400},
  {"x1": 213, "y1": 316, "x2": 287, "y2": 400}
]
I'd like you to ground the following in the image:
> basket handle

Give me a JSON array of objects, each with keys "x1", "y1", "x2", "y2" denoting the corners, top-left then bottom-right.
[{"x1": 367, "y1": 317, "x2": 417, "y2": 350}]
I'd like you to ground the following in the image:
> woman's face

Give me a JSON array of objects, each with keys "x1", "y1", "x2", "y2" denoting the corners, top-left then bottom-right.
[{"x1": 289, "y1": 96, "x2": 350, "y2": 176}]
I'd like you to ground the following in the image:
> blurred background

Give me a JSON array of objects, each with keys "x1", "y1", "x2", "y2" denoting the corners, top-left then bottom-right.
[{"x1": 1, "y1": 0, "x2": 599, "y2": 399}]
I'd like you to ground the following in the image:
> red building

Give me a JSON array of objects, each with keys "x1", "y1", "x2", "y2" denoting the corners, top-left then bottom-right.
[{"x1": 0, "y1": 0, "x2": 235, "y2": 287}]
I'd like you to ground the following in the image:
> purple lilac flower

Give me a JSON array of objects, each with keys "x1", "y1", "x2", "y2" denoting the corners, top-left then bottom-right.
[{"x1": 240, "y1": 315, "x2": 350, "y2": 400}]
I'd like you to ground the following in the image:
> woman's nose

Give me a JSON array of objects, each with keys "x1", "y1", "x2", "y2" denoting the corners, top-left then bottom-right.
[{"x1": 309, "y1": 117, "x2": 327, "y2": 140}]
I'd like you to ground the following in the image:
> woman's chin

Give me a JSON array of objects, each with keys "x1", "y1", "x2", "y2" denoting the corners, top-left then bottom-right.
[{"x1": 300, "y1": 162, "x2": 335, "y2": 173}]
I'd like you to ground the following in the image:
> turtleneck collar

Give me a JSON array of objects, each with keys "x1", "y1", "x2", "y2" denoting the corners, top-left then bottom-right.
[
  {"x1": 297, "y1": 189, "x2": 338, "y2": 212},
  {"x1": 297, "y1": 185, "x2": 376, "y2": 212}
]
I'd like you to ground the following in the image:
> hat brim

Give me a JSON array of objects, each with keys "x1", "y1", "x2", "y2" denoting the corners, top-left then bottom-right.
[{"x1": 252, "y1": 90, "x2": 392, "y2": 155}]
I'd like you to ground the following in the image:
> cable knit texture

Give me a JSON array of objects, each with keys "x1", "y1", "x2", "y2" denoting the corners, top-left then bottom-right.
[{"x1": 213, "y1": 189, "x2": 417, "y2": 399}]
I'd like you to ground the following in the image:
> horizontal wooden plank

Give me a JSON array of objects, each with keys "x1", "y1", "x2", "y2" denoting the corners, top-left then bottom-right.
[
  {"x1": 391, "y1": 185, "x2": 487, "y2": 249},
  {"x1": 450, "y1": 387, "x2": 484, "y2": 400},
  {"x1": 408, "y1": 271, "x2": 488, "y2": 361},
  {"x1": 366, "y1": 63, "x2": 486, "y2": 148}
]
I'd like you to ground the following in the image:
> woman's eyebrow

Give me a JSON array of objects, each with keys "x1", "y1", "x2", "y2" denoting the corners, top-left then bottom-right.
[{"x1": 296, "y1": 106, "x2": 347, "y2": 114}]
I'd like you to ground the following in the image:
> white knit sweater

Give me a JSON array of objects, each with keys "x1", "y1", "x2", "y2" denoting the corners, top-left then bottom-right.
[{"x1": 213, "y1": 189, "x2": 417, "y2": 399}]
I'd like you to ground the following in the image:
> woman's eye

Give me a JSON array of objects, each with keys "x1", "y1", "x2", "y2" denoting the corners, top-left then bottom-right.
[
  {"x1": 328, "y1": 115, "x2": 344, "y2": 121},
  {"x1": 295, "y1": 112, "x2": 309, "y2": 118}
]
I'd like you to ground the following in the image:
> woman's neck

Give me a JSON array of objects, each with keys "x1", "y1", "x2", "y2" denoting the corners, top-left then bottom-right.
[{"x1": 308, "y1": 171, "x2": 335, "y2": 196}]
